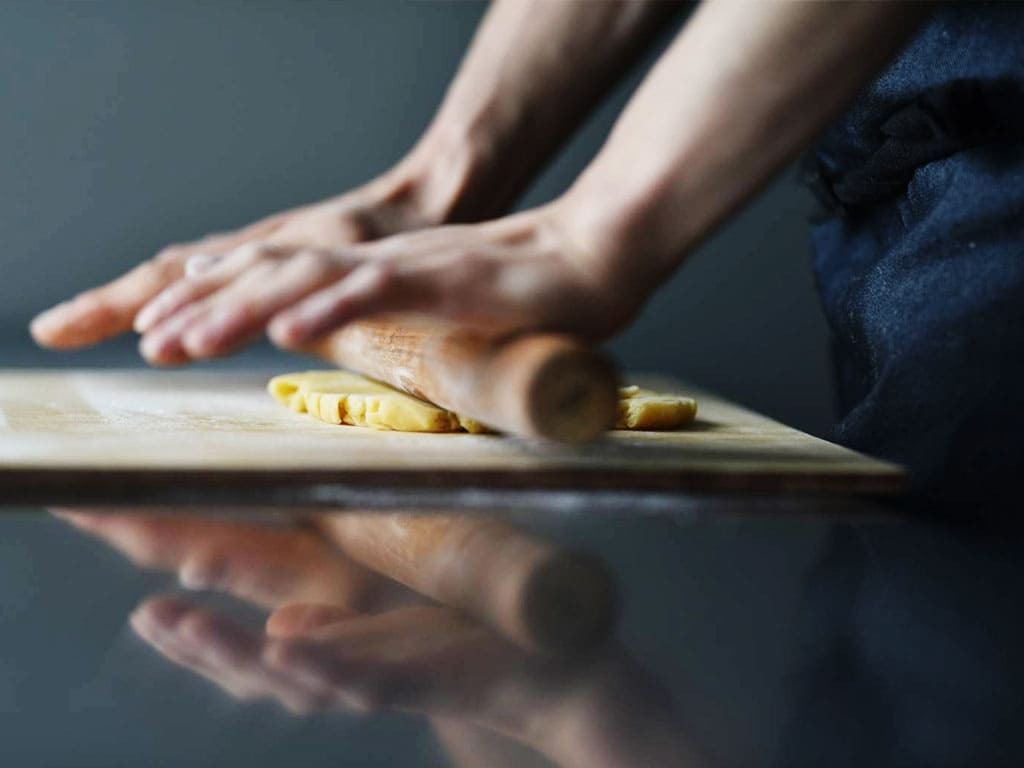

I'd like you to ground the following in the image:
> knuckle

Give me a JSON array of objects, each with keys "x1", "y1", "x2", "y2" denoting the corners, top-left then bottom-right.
[
  {"x1": 154, "y1": 244, "x2": 187, "y2": 265},
  {"x1": 231, "y1": 241, "x2": 278, "y2": 267},
  {"x1": 338, "y1": 210, "x2": 378, "y2": 243}
]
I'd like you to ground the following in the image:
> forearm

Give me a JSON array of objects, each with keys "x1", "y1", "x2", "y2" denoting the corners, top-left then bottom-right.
[
  {"x1": 560, "y1": 0, "x2": 933, "y2": 297},
  {"x1": 401, "y1": 0, "x2": 679, "y2": 225}
]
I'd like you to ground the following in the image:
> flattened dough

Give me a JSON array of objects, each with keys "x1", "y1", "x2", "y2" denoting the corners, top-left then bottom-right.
[
  {"x1": 269, "y1": 372, "x2": 696, "y2": 433},
  {"x1": 614, "y1": 385, "x2": 698, "y2": 430},
  {"x1": 268, "y1": 371, "x2": 488, "y2": 433}
]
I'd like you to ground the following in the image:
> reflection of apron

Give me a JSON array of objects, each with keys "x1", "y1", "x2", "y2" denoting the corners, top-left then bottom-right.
[{"x1": 777, "y1": 7, "x2": 1024, "y2": 768}]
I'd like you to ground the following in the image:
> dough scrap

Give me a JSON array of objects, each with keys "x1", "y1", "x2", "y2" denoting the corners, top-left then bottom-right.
[
  {"x1": 614, "y1": 385, "x2": 698, "y2": 430},
  {"x1": 268, "y1": 372, "x2": 697, "y2": 433},
  {"x1": 268, "y1": 371, "x2": 488, "y2": 433}
]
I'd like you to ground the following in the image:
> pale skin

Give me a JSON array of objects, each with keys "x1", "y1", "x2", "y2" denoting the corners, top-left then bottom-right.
[
  {"x1": 36, "y1": 1, "x2": 936, "y2": 763},
  {"x1": 30, "y1": 1, "x2": 932, "y2": 361}
]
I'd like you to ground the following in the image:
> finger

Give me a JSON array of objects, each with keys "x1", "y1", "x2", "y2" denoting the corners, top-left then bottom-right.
[
  {"x1": 184, "y1": 252, "x2": 224, "y2": 278},
  {"x1": 31, "y1": 214, "x2": 287, "y2": 349},
  {"x1": 267, "y1": 260, "x2": 445, "y2": 348},
  {"x1": 137, "y1": 301, "x2": 214, "y2": 366},
  {"x1": 133, "y1": 270, "x2": 230, "y2": 336},
  {"x1": 134, "y1": 242, "x2": 285, "y2": 334},
  {"x1": 176, "y1": 249, "x2": 353, "y2": 359},
  {"x1": 130, "y1": 595, "x2": 258, "y2": 698},
  {"x1": 266, "y1": 603, "x2": 360, "y2": 639},
  {"x1": 263, "y1": 606, "x2": 492, "y2": 713},
  {"x1": 132, "y1": 596, "x2": 331, "y2": 714},
  {"x1": 54, "y1": 510, "x2": 374, "y2": 610},
  {"x1": 31, "y1": 256, "x2": 186, "y2": 350}
]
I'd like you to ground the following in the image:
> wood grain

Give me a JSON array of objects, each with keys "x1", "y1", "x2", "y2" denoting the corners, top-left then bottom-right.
[
  {"x1": 0, "y1": 370, "x2": 905, "y2": 508},
  {"x1": 311, "y1": 319, "x2": 618, "y2": 443}
]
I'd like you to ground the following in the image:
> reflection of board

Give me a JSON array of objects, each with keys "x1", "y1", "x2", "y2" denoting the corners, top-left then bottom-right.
[{"x1": 0, "y1": 370, "x2": 904, "y2": 510}]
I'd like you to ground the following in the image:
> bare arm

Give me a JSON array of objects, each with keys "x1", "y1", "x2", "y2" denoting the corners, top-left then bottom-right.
[
  {"x1": 415, "y1": 0, "x2": 680, "y2": 224},
  {"x1": 160, "y1": 1, "x2": 930, "y2": 359},
  {"x1": 561, "y1": 0, "x2": 933, "y2": 295},
  {"x1": 31, "y1": 1, "x2": 674, "y2": 350},
  {"x1": 103, "y1": 2, "x2": 935, "y2": 363}
]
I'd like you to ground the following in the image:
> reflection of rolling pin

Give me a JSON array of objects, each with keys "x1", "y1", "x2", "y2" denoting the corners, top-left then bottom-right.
[
  {"x1": 317, "y1": 513, "x2": 619, "y2": 656},
  {"x1": 309, "y1": 317, "x2": 618, "y2": 443}
]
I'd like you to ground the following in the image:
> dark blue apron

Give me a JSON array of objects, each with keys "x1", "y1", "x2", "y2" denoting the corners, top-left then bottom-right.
[{"x1": 779, "y1": 4, "x2": 1024, "y2": 765}]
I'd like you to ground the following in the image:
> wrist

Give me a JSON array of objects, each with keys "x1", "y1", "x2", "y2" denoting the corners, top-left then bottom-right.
[
  {"x1": 549, "y1": 186, "x2": 669, "y2": 320},
  {"x1": 379, "y1": 118, "x2": 510, "y2": 229}
]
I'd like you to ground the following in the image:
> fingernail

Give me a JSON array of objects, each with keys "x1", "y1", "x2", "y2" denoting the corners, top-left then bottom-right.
[
  {"x1": 134, "y1": 302, "x2": 162, "y2": 334},
  {"x1": 138, "y1": 333, "x2": 163, "y2": 361},
  {"x1": 30, "y1": 309, "x2": 56, "y2": 330},
  {"x1": 185, "y1": 253, "x2": 221, "y2": 278},
  {"x1": 184, "y1": 309, "x2": 236, "y2": 356},
  {"x1": 129, "y1": 608, "x2": 157, "y2": 640},
  {"x1": 268, "y1": 316, "x2": 302, "y2": 347}
]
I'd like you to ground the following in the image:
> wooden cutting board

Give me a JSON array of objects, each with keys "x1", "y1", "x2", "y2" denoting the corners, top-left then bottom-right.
[{"x1": 0, "y1": 369, "x2": 904, "y2": 509}]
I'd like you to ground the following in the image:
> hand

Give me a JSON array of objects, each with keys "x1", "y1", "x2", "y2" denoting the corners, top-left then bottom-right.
[
  {"x1": 56, "y1": 509, "x2": 703, "y2": 767},
  {"x1": 131, "y1": 204, "x2": 642, "y2": 366},
  {"x1": 29, "y1": 0, "x2": 675, "y2": 358},
  {"x1": 28, "y1": 145, "x2": 459, "y2": 351}
]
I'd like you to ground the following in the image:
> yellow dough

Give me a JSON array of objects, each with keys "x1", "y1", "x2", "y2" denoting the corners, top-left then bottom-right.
[
  {"x1": 614, "y1": 385, "x2": 697, "y2": 430},
  {"x1": 269, "y1": 372, "x2": 696, "y2": 433},
  {"x1": 268, "y1": 371, "x2": 489, "y2": 433}
]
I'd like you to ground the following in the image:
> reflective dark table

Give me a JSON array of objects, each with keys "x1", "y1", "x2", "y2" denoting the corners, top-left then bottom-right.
[{"x1": 0, "y1": 343, "x2": 907, "y2": 767}]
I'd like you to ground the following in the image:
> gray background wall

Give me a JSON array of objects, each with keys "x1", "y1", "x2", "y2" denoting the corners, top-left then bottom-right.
[{"x1": 0, "y1": 2, "x2": 835, "y2": 766}]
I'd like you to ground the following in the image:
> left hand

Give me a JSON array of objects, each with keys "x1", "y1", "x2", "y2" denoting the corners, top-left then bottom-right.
[{"x1": 133, "y1": 205, "x2": 641, "y2": 366}]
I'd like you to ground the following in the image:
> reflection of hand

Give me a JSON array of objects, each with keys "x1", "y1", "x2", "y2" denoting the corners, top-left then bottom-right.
[{"x1": 57, "y1": 510, "x2": 705, "y2": 767}]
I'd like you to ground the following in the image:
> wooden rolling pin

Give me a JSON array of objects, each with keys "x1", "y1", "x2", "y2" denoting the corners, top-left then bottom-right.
[
  {"x1": 317, "y1": 513, "x2": 619, "y2": 656},
  {"x1": 309, "y1": 317, "x2": 618, "y2": 443}
]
